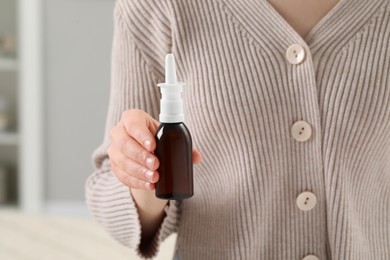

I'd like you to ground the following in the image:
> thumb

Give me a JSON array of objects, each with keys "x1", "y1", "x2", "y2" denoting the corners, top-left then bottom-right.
[{"x1": 192, "y1": 148, "x2": 203, "y2": 164}]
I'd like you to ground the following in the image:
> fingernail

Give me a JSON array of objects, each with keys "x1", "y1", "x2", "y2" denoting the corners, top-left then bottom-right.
[
  {"x1": 145, "y1": 170, "x2": 154, "y2": 181},
  {"x1": 146, "y1": 157, "x2": 155, "y2": 169},
  {"x1": 144, "y1": 139, "x2": 152, "y2": 150}
]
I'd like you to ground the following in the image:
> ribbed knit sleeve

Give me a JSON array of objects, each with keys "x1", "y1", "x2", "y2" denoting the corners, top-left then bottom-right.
[{"x1": 85, "y1": 1, "x2": 181, "y2": 259}]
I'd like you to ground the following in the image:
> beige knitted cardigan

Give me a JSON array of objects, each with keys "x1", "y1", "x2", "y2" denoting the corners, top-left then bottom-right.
[{"x1": 85, "y1": 0, "x2": 390, "y2": 259}]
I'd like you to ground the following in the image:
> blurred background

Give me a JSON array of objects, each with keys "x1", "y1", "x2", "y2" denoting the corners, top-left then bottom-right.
[{"x1": 0, "y1": 0, "x2": 175, "y2": 259}]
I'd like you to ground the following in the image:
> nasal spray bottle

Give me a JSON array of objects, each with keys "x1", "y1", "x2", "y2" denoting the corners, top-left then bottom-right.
[{"x1": 155, "y1": 53, "x2": 193, "y2": 200}]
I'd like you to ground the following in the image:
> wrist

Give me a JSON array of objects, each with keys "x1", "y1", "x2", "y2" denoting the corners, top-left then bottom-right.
[{"x1": 130, "y1": 188, "x2": 168, "y2": 213}]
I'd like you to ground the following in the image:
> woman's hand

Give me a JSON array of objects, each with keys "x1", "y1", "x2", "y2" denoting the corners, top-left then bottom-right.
[{"x1": 107, "y1": 108, "x2": 202, "y2": 191}]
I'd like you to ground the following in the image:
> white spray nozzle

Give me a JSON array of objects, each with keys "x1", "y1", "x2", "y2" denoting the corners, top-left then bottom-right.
[
  {"x1": 157, "y1": 53, "x2": 186, "y2": 123},
  {"x1": 165, "y1": 54, "x2": 177, "y2": 84}
]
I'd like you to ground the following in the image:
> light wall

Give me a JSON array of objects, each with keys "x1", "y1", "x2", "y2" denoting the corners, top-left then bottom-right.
[{"x1": 44, "y1": 0, "x2": 115, "y2": 202}]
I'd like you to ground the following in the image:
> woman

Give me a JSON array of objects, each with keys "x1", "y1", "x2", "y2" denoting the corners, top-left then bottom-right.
[{"x1": 85, "y1": 0, "x2": 390, "y2": 259}]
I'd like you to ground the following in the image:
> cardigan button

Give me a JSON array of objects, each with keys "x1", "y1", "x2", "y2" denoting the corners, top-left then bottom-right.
[
  {"x1": 291, "y1": 120, "x2": 312, "y2": 142},
  {"x1": 296, "y1": 191, "x2": 317, "y2": 211},
  {"x1": 302, "y1": 254, "x2": 320, "y2": 260},
  {"x1": 286, "y1": 44, "x2": 305, "y2": 64}
]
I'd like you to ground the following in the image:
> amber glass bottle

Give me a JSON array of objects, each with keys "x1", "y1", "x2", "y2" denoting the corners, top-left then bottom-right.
[
  {"x1": 154, "y1": 53, "x2": 193, "y2": 200},
  {"x1": 155, "y1": 123, "x2": 193, "y2": 199}
]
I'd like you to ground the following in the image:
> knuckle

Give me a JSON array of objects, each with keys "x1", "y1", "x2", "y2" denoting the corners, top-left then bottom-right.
[
  {"x1": 130, "y1": 108, "x2": 141, "y2": 115},
  {"x1": 122, "y1": 109, "x2": 132, "y2": 120},
  {"x1": 127, "y1": 122, "x2": 137, "y2": 136},
  {"x1": 117, "y1": 137, "x2": 127, "y2": 152},
  {"x1": 110, "y1": 127, "x2": 123, "y2": 145},
  {"x1": 122, "y1": 174, "x2": 132, "y2": 187},
  {"x1": 137, "y1": 178, "x2": 147, "y2": 189},
  {"x1": 137, "y1": 166, "x2": 147, "y2": 178},
  {"x1": 121, "y1": 109, "x2": 148, "y2": 144},
  {"x1": 123, "y1": 109, "x2": 137, "y2": 121},
  {"x1": 136, "y1": 150, "x2": 147, "y2": 163},
  {"x1": 121, "y1": 115, "x2": 132, "y2": 132}
]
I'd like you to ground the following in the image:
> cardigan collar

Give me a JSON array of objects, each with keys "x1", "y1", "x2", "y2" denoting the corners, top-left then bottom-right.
[{"x1": 219, "y1": 0, "x2": 388, "y2": 54}]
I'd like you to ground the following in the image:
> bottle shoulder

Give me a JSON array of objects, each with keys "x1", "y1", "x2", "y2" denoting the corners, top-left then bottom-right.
[
  {"x1": 157, "y1": 122, "x2": 189, "y2": 130},
  {"x1": 156, "y1": 122, "x2": 192, "y2": 140}
]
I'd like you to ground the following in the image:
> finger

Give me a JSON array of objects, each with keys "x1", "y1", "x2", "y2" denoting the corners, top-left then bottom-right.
[
  {"x1": 110, "y1": 149, "x2": 159, "y2": 183},
  {"x1": 113, "y1": 130, "x2": 159, "y2": 171},
  {"x1": 111, "y1": 160, "x2": 156, "y2": 190},
  {"x1": 193, "y1": 148, "x2": 202, "y2": 164},
  {"x1": 122, "y1": 110, "x2": 159, "y2": 152}
]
